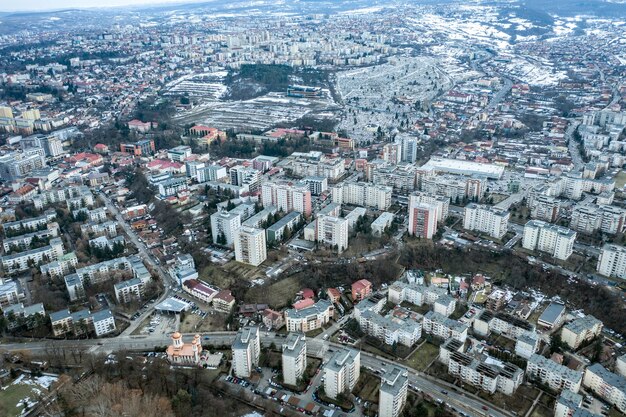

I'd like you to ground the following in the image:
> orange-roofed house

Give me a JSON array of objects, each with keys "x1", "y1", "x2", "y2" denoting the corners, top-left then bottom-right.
[
  {"x1": 262, "y1": 309, "x2": 284, "y2": 330},
  {"x1": 351, "y1": 279, "x2": 372, "y2": 302},
  {"x1": 213, "y1": 290, "x2": 235, "y2": 313},
  {"x1": 167, "y1": 332, "x2": 202, "y2": 365},
  {"x1": 327, "y1": 288, "x2": 341, "y2": 304},
  {"x1": 293, "y1": 298, "x2": 315, "y2": 310}
]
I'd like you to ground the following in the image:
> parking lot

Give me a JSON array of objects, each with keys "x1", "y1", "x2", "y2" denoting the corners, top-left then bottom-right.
[{"x1": 134, "y1": 313, "x2": 177, "y2": 336}]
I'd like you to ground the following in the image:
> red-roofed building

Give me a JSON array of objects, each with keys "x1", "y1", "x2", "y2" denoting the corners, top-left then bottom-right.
[
  {"x1": 128, "y1": 119, "x2": 154, "y2": 133},
  {"x1": 65, "y1": 152, "x2": 103, "y2": 170},
  {"x1": 301, "y1": 288, "x2": 315, "y2": 299},
  {"x1": 146, "y1": 159, "x2": 185, "y2": 174},
  {"x1": 293, "y1": 298, "x2": 315, "y2": 310},
  {"x1": 327, "y1": 288, "x2": 341, "y2": 304},
  {"x1": 213, "y1": 290, "x2": 235, "y2": 313},
  {"x1": 183, "y1": 279, "x2": 218, "y2": 303},
  {"x1": 94, "y1": 143, "x2": 109, "y2": 153},
  {"x1": 351, "y1": 279, "x2": 372, "y2": 302},
  {"x1": 7, "y1": 184, "x2": 37, "y2": 204},
  {"x1": 262, "y1": 308, "x2": 284, "y2": 330},
  {"x1": 472, "y1": 274, "x2": 486, "y2": 290}
]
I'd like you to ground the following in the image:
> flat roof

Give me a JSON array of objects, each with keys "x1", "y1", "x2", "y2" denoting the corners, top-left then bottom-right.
[{"x1": 155, "y1": 297, "x2": 190, "y2": 313}]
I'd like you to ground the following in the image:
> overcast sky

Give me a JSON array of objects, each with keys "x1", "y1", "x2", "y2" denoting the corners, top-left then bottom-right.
[{"x1": 1, "y1": 0, "x2": 207, "y2": 12}]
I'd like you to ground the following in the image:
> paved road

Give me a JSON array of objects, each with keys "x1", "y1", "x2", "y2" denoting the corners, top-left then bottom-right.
[
  {"x1": 2, "y1": 332, "x2": 511, "y2": 417},
  {"x1": 566, "y1": 120, "x2": 583, "y2": 172},
  {"x1": 97, "y1": 192, "x2": 174, "y2": 334}
]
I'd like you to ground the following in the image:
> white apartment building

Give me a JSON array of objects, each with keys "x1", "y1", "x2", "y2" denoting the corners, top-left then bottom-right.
[
  {"x1": 522, "y1": 220, "x2": 576, "y2": 260},
  {"x1": 597, "y1": 244, "x2": 626, "y2": 279},
  {"x1": 526, "y1": 354, "x2": 583, "y2": 393},
  {"x1": 234, "y1": 226, "x2": 267, "y2": 266},
  {"x1": 379, "y1": 366, "x2": 409, "y2": 417},
  {"x1": 529, "y1": 194, "x2": 560, "y2": 223},
  {"x1": 387, "y1": 281, "x2": 447, "y2": 307},
  {"x1": 473, "y1": 310, "x2": 535, "y2": 340},
  {"x1": 409, "y1": 192, "x2": 449, "y2": 223},
  {"x1": 561, "y1": 315, "x2": 603, "y2": 350},
  {"x1": 434, "y1": 295, "x2": 456, "y2": 317},
  {"x1": 324, "y1": 348, "x2": 361, "y2": 400},
  {"x1": 197, "y1": 165, "x2": 227, "y2": 183},
  {"x1": 422, "y1": 311, "x2": 468, "y2": 342},
  {"x1": 447, "y1": 351, "x2": 523, "y2": 395},
  {"x1": 408, "y1": 201, "x2": 438, "y2": 239},
  {"x1": 554, "y1": 390, "x2": 584, "y2": 417},
  {"x1": 617, "y1": 354, "x2": 626, "y2": 378},
  {"x1": 331, "y1": 182, "x2": 392, "y2": 210},
  {"x1": 371, "y1": 212, "x2": 395, "y2": 236},
  {"x1": 282, "y1": 333, "x2": 307, "y2": 386},
  {"x1": 583, "y1": 364, "x2": 626, "y2": 414},
  {"x1": 230, "y1": 165, "x2": 261, "y2": 192},
  {"x1": 210, "y1": 210, "x2": 241, "y2": 246},
  {"x1": 261, "y1": 182, "x2": 312, "y2": 216},
  {"x1": 463, "y1": 203, "x2": 509, "y2": 239},
  {"x1": 515, "y1": 332, "x2": 541, "y2": 359},
  {"x1": 285, "y1": 300, "x2": 333, "y2": 333},
  {"x1": 358, "y1": 308, "x2": 422, "y2": 347},
  {"x1": 2, "y1": 222, "x2": 59, "y2": 253},
  {"x1": 39, "y1": 252, "x2": 78, "y2": 277},
  {"x1": 1, "y1": 237, "x2": 64, "y2": 273},
  {"x1": 114, "y1": 278, "x2": 144, "y2": 304},
  {"x1": 232, "y1": 326, "x2": 261, "y2": 378},
  {"x1": 316, "y1": 215, "x2": 349, "y2": 253}
]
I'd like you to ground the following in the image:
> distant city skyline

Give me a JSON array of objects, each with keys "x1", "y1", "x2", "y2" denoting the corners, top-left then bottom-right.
[{"x1": 0, "y1": 0, "x2": 210, "y2": 12}]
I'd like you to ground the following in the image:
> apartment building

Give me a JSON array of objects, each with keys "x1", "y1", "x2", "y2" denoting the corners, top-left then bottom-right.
[
  {"x1": 529, "y1": 194, "x2": 560, "y2": 223},
  {"x1": 261, "y1": 182, "x2": 312, "y2": 216},
  {"x1": 420, "y1": 174, "x2": 485, "y2": 201},
  {"x1": 447, "y1": 351, "x2": 523, "y2": 395},
  {"x1": 266, "y1": 211, "x2": 301, "y2": 243},
  {"x1": 554, "y1": 390, "x2": 586, "y2": 417},
  {"x1": 583, "y1": 364, "x2": 626, "y2": 414},
  {"x1": 597, "y1": 244, "x2": 626, "y2": 279},
  {"x1": 279, "y1": 151, "x2": 345, "y2": 181},
  {"x1": 2, "y1": 222, "x2": 59, "y2": 253},
  {"x1": 114, "y1": 278, "x2": 144, "y2": 304},
  {"x1": 561, "y1": 315, "x2": 603, "y2": 350},
  {"x1": 434, "y1": 295, "x2": 456, "y2": 317},
  {"x1": 315, "y1": 214, "x2": 349, "y2": 253},
  {"x1": 167, "y1": 145, "x2": 192, "y2": 162},
  {"x1": 1, "y1": 237, "x2": 64, "y2": 274},
  {"x1": 439, "y1": 339, "x2": 465, "y2": 365},
  {"x1": 0, "y1": 279, "x2": 22, "y2": 307},
  {"x1": 570, "y1": 204, "x2": 625, "y2": 235},
  {"x1": 526, "y1": 354, "x2": 583, "y2": 393},
  {"x1": 370, "y1": 162, "x2": 417, "y2": 192},
  {"x1": 379, "y1": 366, "x2": 409, "y2": 417},
  {"x1": 522, "y1": 220, "x2": 576, "y2": 260},
  {"x1": 282, "y1": 333, "x2": 307, "y2": 386},
  {"x1": 358, "y1": 307, "x2": 422, "y2": 347},
  {"x1": 0, "y1": 149, "x2": 46, "y2": 180},
  {"x1": 234, "y1": 226, "x2": 267, "y2": 266},
  {"x1": 3, "y1": 302, "x2": 45, "y2": 329},
  {"x1": 473, "y1": 310, "x2": 535, "y2": 340},
  {"x1": 2, "y1": 209, "x2": 56, "y2": 234},
  {"x1": 463, "y1": 203, "x2": 509, "y2": 239},
  {"x1": 409, "y1": 192, "x2": 449, "y2": 223},
  {"x1": 196, "y1": 164, "x2": 227, "y2": 183},
  {"x1": 408, "y1": 201, "x2": 438, "y2": 239},
  {"x1": 210, "y1": 210, "x2": 241, "y2": 246},
  {"x1": 331, "y1": 182, "x2": 392, "y2": 210},
  {"x1": 285, "y1": 300, "x2": 333, "y2": 333},
  {"x1": 617, "y1": 354, "x2": 626, "y2": 378},
  {"x1": 371, "y1": 212, "x2": 395, "y2": 236},
  {"x1": 387, "y1": 281, "x2": 447, "y2": 306},
  {"x1": 40, "y1": 252, "x2": 78, "y2": 277},
  {"x1": 515, "y1": 332, "x2": 541, "y2": 359},
  {"x1": 324, "y1": 348, "x2": 361, "y2": 400},
  {"x1": 352, "y1": 279, "x2": 372, "y2": 302},
  {"x1": 230, "y1": 165, "x2": 261, "y2": 192},
  {"x1": 422, "y1": 311, "x2": 468, "y2": 342},
  {"x1": 182, "y1": 279, "x2": 218, "y2": 304},
  {"x1": 80, "y1": 220, "x2": 118, "y2": 238},
  {"x1": 50, "y1": 308, "x2": 116, "y2": 337},
  {"x1": 302, "y1": 176, "x2": 328, "y2": 196},
  {"x1": 232, "y1": 326, "x2": 261, "y2": 378}
]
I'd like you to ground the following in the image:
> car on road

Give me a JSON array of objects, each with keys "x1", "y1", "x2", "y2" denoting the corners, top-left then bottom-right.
[{"x1": 441, "y1": 390, "x2": 448, "y2": 395}]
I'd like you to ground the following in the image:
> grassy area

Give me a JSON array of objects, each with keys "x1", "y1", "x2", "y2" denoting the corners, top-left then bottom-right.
[
  {"x1": 400, "y1": 301, "x2": 431, "y2": 315},
  {"x1": 1, "y1": 381, "x2": 44, "y2": 417},
  {"x1": 530, "y1": 405, "x2": 553, "y2": 417},
  {"x1": 474, "y1": 383, "x2": 540, "y2": 416},
  {"x1": 352, "y1": 371, "x2": 380, "y2": 404},
  {"x1": 449, "y1": 304, "x2": 469, "y2": 320},
  {"x1": 402, "y1": 342, "x2": 440, "y2": 372},
  {"x1": 245, "y1": 275, "x2": 301, "y2": 308},
  {"x1": 305, "y1": 327, "x2": 324, "y2": 338},
  {"x1": 180, "y1": 312, "x2": 226, "y2": 333}
]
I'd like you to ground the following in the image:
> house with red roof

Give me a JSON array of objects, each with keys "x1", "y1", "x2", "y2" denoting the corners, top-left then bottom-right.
[
  {"x1": 327, "y1": 288, "x2": 341, "y2": 304},
  {"x1": 351, "y1": 279, "x2": 372, "y2": 302}
]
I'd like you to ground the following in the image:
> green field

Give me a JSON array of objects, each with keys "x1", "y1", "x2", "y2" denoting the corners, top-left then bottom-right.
[
  {"x1": 1, "y1": 382, "x2": 40, "y2": 417},
  {"x1": 402, "y1": 342, "x2": 440, "y2": 371}
]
